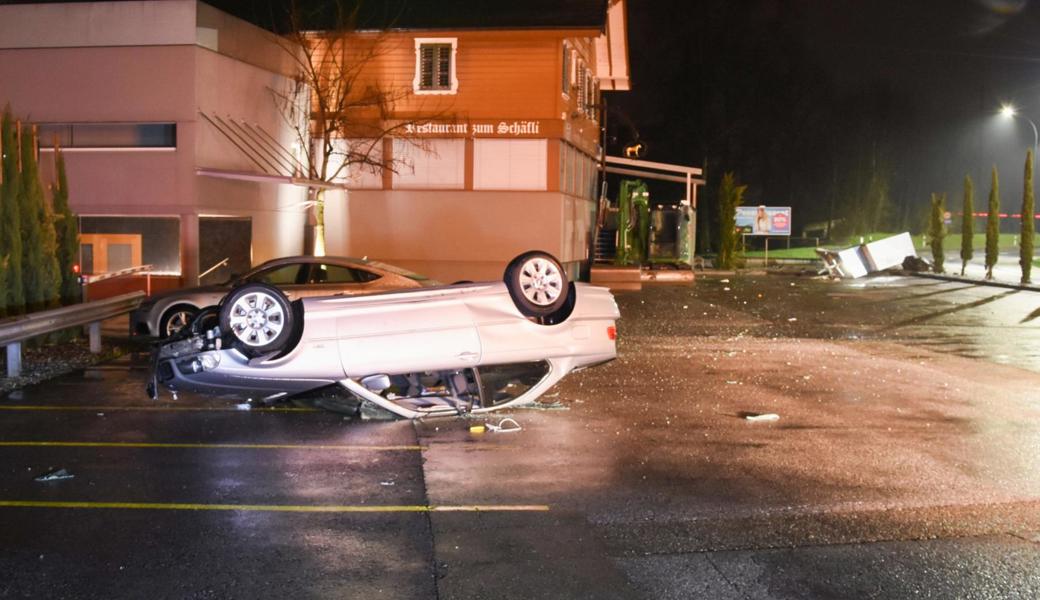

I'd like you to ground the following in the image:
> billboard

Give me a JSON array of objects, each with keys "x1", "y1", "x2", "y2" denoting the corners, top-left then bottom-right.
[{"x1": 736, "y1": 206, "x2": 792, "y2": 236}]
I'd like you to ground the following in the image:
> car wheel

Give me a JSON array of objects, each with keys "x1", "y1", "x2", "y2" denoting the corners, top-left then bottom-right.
[
  {"x1": 160, "y1": 305, "x2": 198, "y2": 338},
  {"x1": 218, "y1": 283, "x2": 295, "y2": 355},
  {"x1": 503, "y1": 251, "x2": 570, "y2": 318}
]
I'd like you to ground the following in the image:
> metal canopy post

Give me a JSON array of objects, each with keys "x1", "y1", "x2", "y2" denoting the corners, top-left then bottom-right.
[{"x1": 602, "y1": 155, "x2": 705, "y2": 267}]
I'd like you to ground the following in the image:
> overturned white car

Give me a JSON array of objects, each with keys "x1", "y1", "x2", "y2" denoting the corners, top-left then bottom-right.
[{"x1": 149, "y1": 252, "x2": 619, "y2": 419}]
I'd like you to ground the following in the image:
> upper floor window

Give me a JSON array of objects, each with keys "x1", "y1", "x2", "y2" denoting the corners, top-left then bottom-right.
[
  {"x1": 38, "y1": 123, "x2": 176, "y2": 149},
  {"x1": 562, "y1": 43, "x2": 572, "y2": 97},
  {"x1": 414, "y1": 38, "x2": 458, "y2": 95},
  {"x1": 577, "y1": 63, "x2": 588, "y2": 115}
]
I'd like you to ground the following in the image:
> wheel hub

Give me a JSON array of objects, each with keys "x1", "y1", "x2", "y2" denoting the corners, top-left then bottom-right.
[
  {"x1": 246, "y1": 309, "x2": 267, "y2": 329},
  {"x1": 519, "y1": 258, "x2": 562, "y2": 306}
]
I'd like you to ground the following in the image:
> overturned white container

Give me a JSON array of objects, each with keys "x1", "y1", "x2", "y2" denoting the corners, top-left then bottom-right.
[{"x1": 817, "y1": 232, "x2": 918, "y2": 279}]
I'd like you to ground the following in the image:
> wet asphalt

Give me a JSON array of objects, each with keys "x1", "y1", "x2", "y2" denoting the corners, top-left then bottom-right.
[{"x1": 3, "y1": 273, "x2": 1040, "y2": 599}]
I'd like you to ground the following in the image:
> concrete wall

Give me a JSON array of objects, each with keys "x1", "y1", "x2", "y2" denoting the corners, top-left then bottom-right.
[
  {"x1": 194, "y1": 46, "x2": 309, "y2": 269},
  {"x1": 0, "y1": 44, "x2": 198, "y2": 218},
  {"x1": 342, "y1": 189, "x2": 593, "y2": 281},
  {"x1": 0, "y1": 0, "x2": 197, "y2": 49}
]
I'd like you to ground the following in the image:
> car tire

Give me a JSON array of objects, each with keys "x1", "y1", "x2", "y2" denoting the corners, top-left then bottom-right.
[
  {"x1": 218, "y1": 283, "x2": 296, "y2": 356},
  {"x1": 159, "y1": 305, "x2": 198, "y2": 338},
  {"x1": 503, "y1": 251, "x2": 570, "y2": 318}
]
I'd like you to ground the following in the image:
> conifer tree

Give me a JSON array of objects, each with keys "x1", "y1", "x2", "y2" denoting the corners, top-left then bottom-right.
[
  {"x1": 1, "y1": 110, "x2": 24, "y2": 315},
  {"x1": 985, "y1": 166, "x2": 1000, "y2": 280},
  {"x1": 18, "y1": 122, "x2": 56, "y2": 312},
  {"x1": 51, "y1": 145, "x2": 80, "y2": 305},
  {"x1": 716, "y1": 172, "x2": 746, "y2": 270},
  {"x1": 1021, "y1": 150, "x2": 1035, "y2": 284},
  {"x1": 960, "y1": 175, "x2": 974, "y2": 276},
  {"x1": 929, "y1": 192, "x2": 946, "y2": 273}
]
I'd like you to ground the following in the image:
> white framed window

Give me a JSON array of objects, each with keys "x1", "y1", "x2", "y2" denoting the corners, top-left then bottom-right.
[
  {"x1": 561, "y1": 42, "x2": 571, "y2": 97},
  {"x1": 585, "y1": 70, "x2": 597, "y2": 116},
  {"x1": 413, "y1": 37, "x2": 458, "y2": 95},
  {"x1": 392, "y1": 138, "x2": 465, "y2": 189},
  {"x1": 474, "y1": 139, "x2": 548, "y2": 191},
  {"x1": 577, "y1": 63, "x2": 588, "y2": 115}
]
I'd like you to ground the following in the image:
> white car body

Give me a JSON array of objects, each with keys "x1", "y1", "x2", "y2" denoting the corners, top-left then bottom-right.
[{"x1": 153, "y1": 280, "x2": 619, "y2": 419}]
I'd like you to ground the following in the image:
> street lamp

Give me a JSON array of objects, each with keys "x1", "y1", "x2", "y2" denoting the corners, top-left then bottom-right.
[{"x1": 1000, "y1": 103, "x2": 1039, "y2": 163}]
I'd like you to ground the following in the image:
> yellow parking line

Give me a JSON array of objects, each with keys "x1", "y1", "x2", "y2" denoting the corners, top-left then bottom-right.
[
  {"x1": 0, "y1": 441, "x2": 423, "y2": 451},
  {"x1": 0, "y1": 500, "x2": 550, "y2": 513},
  {"x1": 0, "y1": 405, "x2": 319, "y2": 413}
]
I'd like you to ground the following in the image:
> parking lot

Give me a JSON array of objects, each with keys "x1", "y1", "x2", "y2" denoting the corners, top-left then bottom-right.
[{"x1": 4, "y1": 273, "x2": 1040, "y2": 599}]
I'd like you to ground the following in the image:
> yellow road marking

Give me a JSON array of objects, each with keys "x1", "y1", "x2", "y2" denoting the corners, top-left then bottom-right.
[
  {"x1": 0, "y1": 405, "x2": 318, "y2": 413},
  {"x1": 0, "y1": 500, "x2": 550, "y2": 513},
  {"x1": 0, "y1": 441, "x2": 423, "y2": 451}
]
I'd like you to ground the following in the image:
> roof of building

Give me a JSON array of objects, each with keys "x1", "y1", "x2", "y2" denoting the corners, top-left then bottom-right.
[
  {"x1": 219, "y1": 0, "x2": 609, "y2": 33},
  {"x1": 0, "y1": 0, "x2": 608, "y2": 33}
]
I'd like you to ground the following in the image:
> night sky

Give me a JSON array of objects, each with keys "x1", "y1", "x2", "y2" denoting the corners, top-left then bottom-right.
[{"x1": 611, "y1": 0, "x2": 1040, "y2": 240}]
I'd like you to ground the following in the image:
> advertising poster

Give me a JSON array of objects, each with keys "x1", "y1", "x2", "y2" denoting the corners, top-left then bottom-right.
[{"x1": 736, "y1": 206, "x2": 792, "y2": 236}]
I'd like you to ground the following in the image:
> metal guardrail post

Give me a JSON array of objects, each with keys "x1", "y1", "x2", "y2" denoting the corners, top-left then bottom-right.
[
  {"x1": 7, "y1": 343, "x2": 21, "y2": 378},
  {"x1": 88, "y1": 322, "x2": 102, "y2": 354}
]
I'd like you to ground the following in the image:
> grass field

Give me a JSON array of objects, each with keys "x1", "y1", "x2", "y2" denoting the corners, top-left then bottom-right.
[{"x1": 743, "y1": 232, "x2": 1030, "y2": 260}]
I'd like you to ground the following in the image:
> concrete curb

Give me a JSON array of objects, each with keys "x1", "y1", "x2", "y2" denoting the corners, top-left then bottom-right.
[{"x1": 901, "y1": 270, "x2": 1040, "y2": 293}]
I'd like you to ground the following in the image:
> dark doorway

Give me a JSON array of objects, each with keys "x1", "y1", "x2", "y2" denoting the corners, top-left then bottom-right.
[{"x1": 199, "y1": 217, "x2": 252, "y2": 285}]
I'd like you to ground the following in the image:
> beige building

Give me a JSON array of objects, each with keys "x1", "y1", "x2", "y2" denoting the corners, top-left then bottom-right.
[{"x1": 0, "y1": 0, "x2": 630, "y2": 289}]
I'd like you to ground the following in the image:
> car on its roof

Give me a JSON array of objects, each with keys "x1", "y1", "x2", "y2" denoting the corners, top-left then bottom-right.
[
  {"x1": 130, "y1": 255, "x2": 436, "y2": 338},
  {"x1": 149, "y1": 251, "x2": 619, "y2": 419}
]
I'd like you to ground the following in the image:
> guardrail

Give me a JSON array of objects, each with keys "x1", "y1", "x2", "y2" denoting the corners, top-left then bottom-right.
[{"x1": 0, "y1": 291, "x2": 145, "y2": 378}]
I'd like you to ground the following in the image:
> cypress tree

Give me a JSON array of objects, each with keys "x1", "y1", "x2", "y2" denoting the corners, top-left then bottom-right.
[
  {"x1": 985, "y1": 166, "x2": 1000, "y2": 280},
  {"x1": 32, "y1": 128, "x2": 61, "y2": 309},
  {"x1": 18, "y1": 122, "x2": 47, "y2": 312},
  {"x1": 1, "y1": 111, "x2": 24, "y2": 315},
  {"x1": 929, "y1": 192, "x2": 946, "y2": 273},
  {"x1": 1021, "y1": 149, "x2": 1035, "y2": 284},
  {"x1": 52, "y1": 145, "x2": 80, "y2": 305},
  {"x1": 716, "y1": 172, "x2": 746, "y2": 270},
  {"x1": 960, "y1": 175, "x2": 974, "y2": 276}
]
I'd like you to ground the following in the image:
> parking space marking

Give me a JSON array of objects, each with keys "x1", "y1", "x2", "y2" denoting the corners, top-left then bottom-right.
[
  {"x1": 0, "y1": 500, "x2": 550, "y2": 513},
  {"x1": 0, "y1": 441, "x2": 423, "y2": 451},
  {"x1": 0, "y1": 405, "x2": 319, "y2": 413}
]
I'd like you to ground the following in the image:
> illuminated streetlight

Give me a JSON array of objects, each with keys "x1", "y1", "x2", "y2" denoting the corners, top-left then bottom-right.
[{"x1": 999, "y1": 102, "x2": 1038, "y2": 165}]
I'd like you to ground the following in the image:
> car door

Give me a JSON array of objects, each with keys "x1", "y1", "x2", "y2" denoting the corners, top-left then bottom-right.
[
  {"x1": 296, "y1": 262, "x2": 383, "y2": 299},
  {"x1": 335, "y1": 292, "x2": 482, "y2": 376},
  {"x1": 242, "y1": 262, "x2": 309, "y2": 299}
]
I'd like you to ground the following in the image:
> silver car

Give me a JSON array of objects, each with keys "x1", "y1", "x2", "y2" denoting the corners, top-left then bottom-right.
[
  {"x1": 131, "y1": 256, "x2": 434, "y2": 338},
  {"x1": 149, "y1": 251, "x2": 619, "y2": 419}
]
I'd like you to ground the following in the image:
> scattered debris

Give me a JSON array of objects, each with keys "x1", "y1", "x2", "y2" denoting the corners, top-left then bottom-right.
[
  {"x1": 787, "y1": 317, "x2": 798, "y2": 322},
  {"x1": 469, "y1": 424, "x2": 486, "y2": 434},
  {"x1": 379, "y1": 480, "x2": 396, "y2": 487},
  {"x1": 34, "y1": 468, "x2": 74, "y2": 482},
  {"x1": 485, "y1": 418, "x2": 522, "y2": 433},
  {"x1": 902, "y1": 255, "x2": 931, "y2": 272},
  {"x1": 745, "y1": 413, "x2": 780, "y2": 422}
]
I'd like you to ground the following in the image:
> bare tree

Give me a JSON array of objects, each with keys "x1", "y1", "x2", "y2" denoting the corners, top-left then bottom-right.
[{"x1": 269, "y1": 1, "x2": 440, "y2": 255}]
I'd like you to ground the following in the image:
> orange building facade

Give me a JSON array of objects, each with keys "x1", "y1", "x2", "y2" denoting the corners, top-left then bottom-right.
[{"x1": 318, "y1": 1, "x2": 631, "y2": 281}]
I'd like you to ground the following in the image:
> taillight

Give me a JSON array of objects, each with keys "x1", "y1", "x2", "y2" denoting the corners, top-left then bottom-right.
[{"x1": 607, "y1": 325, "x2": 617, "y2": 340}]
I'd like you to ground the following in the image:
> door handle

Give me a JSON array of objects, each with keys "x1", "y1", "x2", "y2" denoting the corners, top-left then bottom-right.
[{"x1": 457, "y1": 351, "x2": 479, "y2": 362}]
